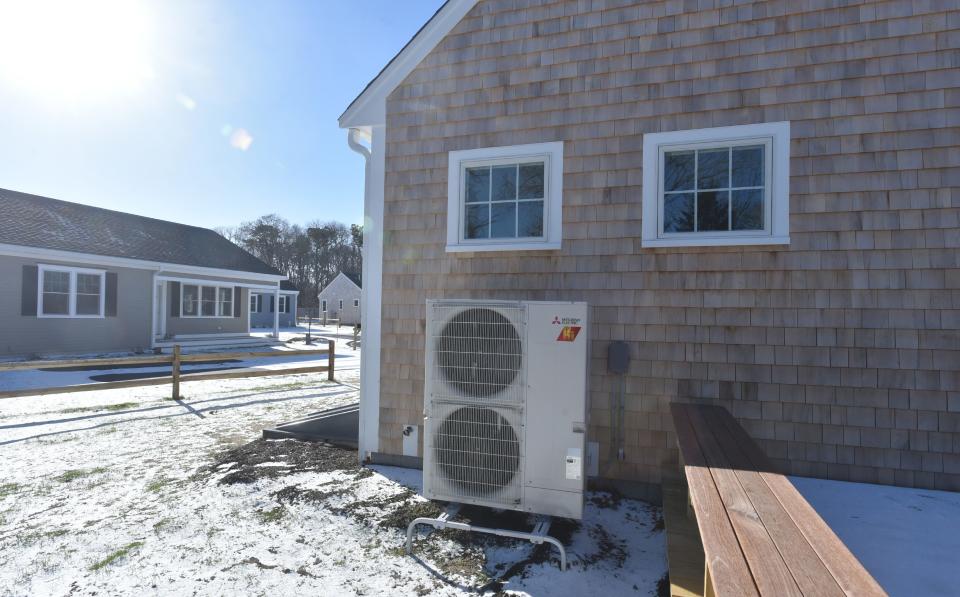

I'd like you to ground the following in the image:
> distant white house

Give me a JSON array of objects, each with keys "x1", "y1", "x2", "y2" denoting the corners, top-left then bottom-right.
[{"x1": 318, "y1": 272, "x2": 360, "y2": 325}]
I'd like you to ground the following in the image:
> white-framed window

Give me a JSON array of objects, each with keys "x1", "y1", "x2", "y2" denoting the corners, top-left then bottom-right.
[
  {"x1": 250, "y1": 294, "x2": 261, "y2": 313},
  {"x1": 37, "y1": 264, "x2": 105, "y2": 318},
  {"x1": 641, "y1": 122, "x2": 790, "y2": 247},
  {"x1": 278, "y1": 295, "x2": 288, "y2": 313},
  {"x1": 321, "y1": 299, "x2": 327, "y2": 312},
  {"x1": 182, "y1": 284, "x2": 234, "y2": 318},
  {"x1": 338, "y1": 299, "x2": 343, "y2": 310},
  {"x1": 446, "y1": 141, "x2": 563, "y2": 252},
  {"x1": 353, "y1": 299, "x2": 359, "y2": 308}
]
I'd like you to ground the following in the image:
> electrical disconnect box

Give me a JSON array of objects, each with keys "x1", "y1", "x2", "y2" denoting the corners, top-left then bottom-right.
[{"x1": 607, "y1": 341, "x2": 630, "y2": 374}]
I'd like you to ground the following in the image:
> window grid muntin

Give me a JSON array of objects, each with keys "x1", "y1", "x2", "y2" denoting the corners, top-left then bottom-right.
[
  {"x1": 459, "y1": 155, "x2": 548, "y2": 245},
  {"x1": 658, "y1": 137, "x2": 772, "y2": 239}
]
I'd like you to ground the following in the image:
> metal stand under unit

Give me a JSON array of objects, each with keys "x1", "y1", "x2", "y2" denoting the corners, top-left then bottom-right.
[{"x1": 405, "y1": 504, "x2": 568, "y2": 571}]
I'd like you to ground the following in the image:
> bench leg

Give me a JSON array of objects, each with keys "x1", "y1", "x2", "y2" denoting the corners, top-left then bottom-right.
[{"x1": 704, "y1": 562, "x2": 715, "y2": 597}]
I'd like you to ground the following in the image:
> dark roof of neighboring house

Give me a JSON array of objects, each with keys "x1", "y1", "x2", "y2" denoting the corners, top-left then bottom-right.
[
  {"x1": 0, "y1": 188, "x2": 281, "y2": 276},
  {"x1": 280, "y1": 280, "x2": 298, "y2": 291},
  {"x1": 343, "y1": 272, "x2": 362, "y2": 288}
]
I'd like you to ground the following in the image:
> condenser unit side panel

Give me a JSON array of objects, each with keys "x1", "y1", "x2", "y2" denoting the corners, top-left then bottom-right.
[{"x1": 521, "y1": 301, "x2": 588, "y2": 520}]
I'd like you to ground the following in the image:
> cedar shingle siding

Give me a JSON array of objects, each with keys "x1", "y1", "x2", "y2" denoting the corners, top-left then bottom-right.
[{"x1": 379, "y1": 0, "x2": 960, "y2": 491}]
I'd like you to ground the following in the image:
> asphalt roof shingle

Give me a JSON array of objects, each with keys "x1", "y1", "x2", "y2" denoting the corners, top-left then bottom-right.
[
  {"x1": 0, "y1": 188, "x2": 281, "y2": 276},
  {"x1": 343, "y1": 272, "x2": 362, "y2": 288}
]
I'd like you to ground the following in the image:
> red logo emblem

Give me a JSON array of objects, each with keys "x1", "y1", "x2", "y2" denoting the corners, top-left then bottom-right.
[
  {"x1": 552, "y1": 316, "x2": 561, "y2": 325},
  {"x1": 557, "y1": 326, "x2": 581, "y2": 342}
]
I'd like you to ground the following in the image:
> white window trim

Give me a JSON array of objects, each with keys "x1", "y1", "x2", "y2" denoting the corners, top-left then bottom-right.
[
  {"x1": 353, "y1": 299, "x2": 359, "y2": 307},
  {"x1": 181, "y1": 283, "x2": 235, "y2": 318},
  {"x1": 641, "y1": 122, "x2": 790, "y2": 248},
  {"x1": 321, "y1": 299, "x2": 327, "y2": 312},
  {"x1": 446, "y1": 141, "x2": 563, "y2": 253},
  {"x1": 278, "y1": 296, "x2": 288, "y2": 313},
  {"x1": 250, "y1": 294, "x2": 261, "y2": 313},
  {"x1": 37, "y1": 264, "x2": 106, "y2": 319}
]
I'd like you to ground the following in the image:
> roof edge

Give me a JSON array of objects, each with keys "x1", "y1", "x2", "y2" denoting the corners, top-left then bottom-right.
[
  {"x1": 338, "y1": 0, "x2": 478, "y2": 129},
  {"x1": 0, "y1": 242, "x2": 287, "y2": 282}
]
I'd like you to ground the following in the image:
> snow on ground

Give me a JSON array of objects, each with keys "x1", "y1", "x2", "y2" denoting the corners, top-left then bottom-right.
[
  {"x1": 793, "y1": 476, "x2": 960, "y2": 597},
  {"x1": 0, "y1": 332, "x2": 666, "y2": 596}
]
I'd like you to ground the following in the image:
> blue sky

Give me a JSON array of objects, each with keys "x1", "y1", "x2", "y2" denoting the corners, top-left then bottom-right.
[{"x1": 0, "y1": 1, "x2": 442, "y2": 229}]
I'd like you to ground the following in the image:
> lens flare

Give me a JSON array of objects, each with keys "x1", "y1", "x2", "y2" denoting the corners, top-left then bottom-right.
[{"x1": 0, "y1": 0, "x2": 155, "y2": 103}]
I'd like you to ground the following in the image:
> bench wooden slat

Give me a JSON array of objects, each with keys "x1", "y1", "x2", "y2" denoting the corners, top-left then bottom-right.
[
  {"x1": 712, "y1": 409, "x2": 887, "y2": 597},
  {"x1": 671, "y1": 404, "x2": 760, "y2": 597},
  {"x1": 697, "y1": 407, "x2": 846, "y2": 597},
  {"x1": 684, "y1": 405, "x2": 803, "y2": 597}
]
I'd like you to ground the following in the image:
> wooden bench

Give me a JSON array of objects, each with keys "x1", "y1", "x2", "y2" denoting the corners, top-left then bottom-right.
[{"x1": 666, "y1": 403, "x2": 887, "y2": 597}]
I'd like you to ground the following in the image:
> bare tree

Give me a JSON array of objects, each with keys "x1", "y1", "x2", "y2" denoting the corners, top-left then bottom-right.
[{"x1": 217, "y1": 215, "x2": 362, "y2": 309}]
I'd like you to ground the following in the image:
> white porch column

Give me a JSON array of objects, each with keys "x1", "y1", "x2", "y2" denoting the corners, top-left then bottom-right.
[
  {"x1": 273, "y1": 286, "x2": 280, "y2": 339},
  {"x1": 348, "y1": 125, "x2": 384, "y2": 463}
]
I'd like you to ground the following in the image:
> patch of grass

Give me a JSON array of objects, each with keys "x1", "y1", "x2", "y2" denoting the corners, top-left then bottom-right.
[
  {"x1": 55, "y1": 467, "x2": 106, "y2": 483},
  {"x1": 89, "y1": 541, "x2": 144, "y2": 571},
  {"x1": 45, "y1": 529, "x2": 70, "y2": 539},
  {"x1": 152, "y1": 519, "x2": 170, "y2": 534},
  {"x1": 256, "y1": 506, "x2": 286, "y2": 524},
  {"x1": 60, "y1": 402, "x2": 138, "y2": 415},
  {"x1": 145, "y1": 477, "x2": 169, "y2": 493},
  {"x1": 0, "y1": 483, "x2": 19, "y2": 498}
]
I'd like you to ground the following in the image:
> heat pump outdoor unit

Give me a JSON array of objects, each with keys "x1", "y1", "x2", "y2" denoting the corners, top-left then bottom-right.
[{"x1": 423, "y1": 299, "x2": 589, "y2": 520}]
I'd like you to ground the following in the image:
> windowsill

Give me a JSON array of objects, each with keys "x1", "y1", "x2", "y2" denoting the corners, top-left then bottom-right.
[
  {"x1": 37, "y1": 314, "x2": 105, "y2": 319},
  {"x1": 641, "y1": 235, "x2": 790, "y2": 248},
  {"x1": 181, "y1": 315, "x2": 236, "y2": 319},
  {"x1": 446, "y1": 241, "x2": 561, "y2": 253}
]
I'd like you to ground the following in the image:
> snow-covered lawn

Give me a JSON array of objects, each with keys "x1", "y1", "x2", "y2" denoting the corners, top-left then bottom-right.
[
  {"x1": 794, "y1": 476, "x2": 960, "y2": 597},
  {"x1": 0, "y1": 336, "x2": 667, "y2": 596}
]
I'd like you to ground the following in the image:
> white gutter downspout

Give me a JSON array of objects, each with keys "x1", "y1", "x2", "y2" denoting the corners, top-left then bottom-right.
[{"x1": 348, "y1": 126, "x2": 383, "y2": 464}]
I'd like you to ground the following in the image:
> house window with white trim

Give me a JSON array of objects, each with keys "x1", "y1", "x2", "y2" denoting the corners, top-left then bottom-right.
[
  {"x1": 321, "y1": 299, "x2": 327, "y2": 312},
  {"x1": 38, "y1": 265, "x2": 105, "y2": 318},
  {"x1": 182, "y1": 284, "x2": 234, "y2": 318},
  {"x1": 353, "y1": 299, "x2": 359, "y2": 308},
  {"x1": 641, "y1": 122, "x2": 790, "y2": 248},
  {"x1": 217, "y1": 288, "x2": 233, "y2": 317},
  {"x1": 250, "y1": 294, "x2": 261, "y2": 313},
  {"x1": 278, "y1": 296, "x2": 288, "y2": 313},
  {"x1": 338, "y1": 299, "x2": 343, "y2": 310},
  {"x1": 446, "y1": 141, "x2": 563, "y2": 252}
]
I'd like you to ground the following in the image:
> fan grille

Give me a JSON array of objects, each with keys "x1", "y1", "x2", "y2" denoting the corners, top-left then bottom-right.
[
  {"x1": 434, "y1": 306, "x2": 523, "y2": 401},
  {"x1": 434, "y1": 406, "x2": 521, "y2": 501}
]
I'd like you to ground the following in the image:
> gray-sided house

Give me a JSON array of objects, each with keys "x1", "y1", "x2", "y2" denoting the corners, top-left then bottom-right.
[
  {"x1": 340, "y1": 0, "x2": 960, "y2": 495},
  {"x1": 318, "y1": 272, "x2": 361, "y2": 325},
  {"x1": 250, "y1": 280, "x2": 299, "y2": 328},
  {"x1": 0, "y1": 189, "x2": 291, "y2": 356}
]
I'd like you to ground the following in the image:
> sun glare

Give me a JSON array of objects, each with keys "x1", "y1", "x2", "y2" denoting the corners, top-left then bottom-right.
[{"x1": 0, "y1": 0, "x2": 155, "y2": 103}]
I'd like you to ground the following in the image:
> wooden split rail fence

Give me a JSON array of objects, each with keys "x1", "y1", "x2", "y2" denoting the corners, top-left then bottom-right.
[{"x1": 0, "y1": 340, "x2": 336, "y2": 400}]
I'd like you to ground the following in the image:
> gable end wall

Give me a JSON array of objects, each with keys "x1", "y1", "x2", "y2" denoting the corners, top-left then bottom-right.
[{"x1": 379, "y1": 0, "x2": 960, "y2": 491}]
